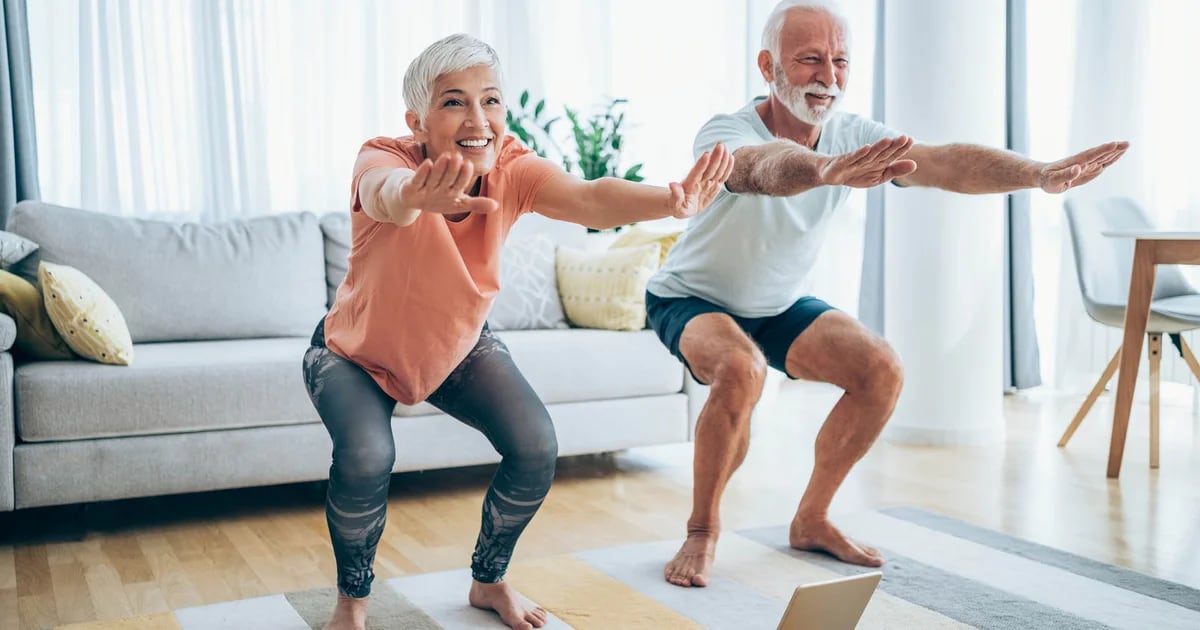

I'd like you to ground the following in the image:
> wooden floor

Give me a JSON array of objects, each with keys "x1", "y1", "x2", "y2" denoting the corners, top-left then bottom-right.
[{"x1": 3, "y1": 380, "x2": 1200, "y2": 629}]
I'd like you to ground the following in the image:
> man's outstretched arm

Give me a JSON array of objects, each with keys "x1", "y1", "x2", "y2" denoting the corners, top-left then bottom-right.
[
  {"x1": 895, "y1": 141, "x2": 1129, "y2": 194},
  {"x1": 726, "y1": 135, "x2": 917, "y2": 197}
]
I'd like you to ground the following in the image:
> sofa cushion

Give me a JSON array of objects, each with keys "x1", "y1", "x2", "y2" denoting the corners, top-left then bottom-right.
[
  {"x1": 609, "y1": 226, "x2": 683, "y2": 267},
  {"x1": 6, "y1": 202, "x2": 327, "y2": 343},
  {"x1": 0, "y1": 230, "x2": 37, "y2": 267},
  {"x1": 39, "y1": 262, "x2": 134, "y2": 365},
  {"x1": 0, "y1": 269, "x2": 74, "y2": 359},
  {"x1": 16, "y1": 330, "x2": 684, "y2": 439},
  {"x1": 555, "y1": 242, "x2": 661, "y2": 331},
  {"x1": 320, "y1": 211, "x2": 351, "y2": 307},
  {"x1": 490, "y1": 233, "x2": 568, "y2": 331},
  {"x1": 394, "y1": 328, "x2": 683, "y2": 416},
  {"x1": 16, "y1": 337, "x2": 319, "y2": 442}
]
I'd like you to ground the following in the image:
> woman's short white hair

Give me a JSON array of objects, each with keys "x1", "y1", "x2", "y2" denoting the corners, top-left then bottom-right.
[
  {"x1": 402, "y1": 33, "x2": 503, "y2": 124},
  {"x1": 761, "y1": 0, "x2": 850, "y2": 60}
]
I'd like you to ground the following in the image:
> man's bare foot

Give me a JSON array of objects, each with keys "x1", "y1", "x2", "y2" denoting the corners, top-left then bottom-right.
[
  {"x1": 468, "y1": 580, "x2": 548, "y2": 629},
  {"x1": 664, "y1": 533, "x2": 717, "y2": 587},
  {"x1": 323, "y1": 594, "x2": 368, "y2": 630},
  {"x1": 790, "y1": 515, "x2": 884, "y2": 567}
]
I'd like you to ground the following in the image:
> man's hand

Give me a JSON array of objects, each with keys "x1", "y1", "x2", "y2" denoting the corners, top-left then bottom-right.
[
  {"x1": 399, "y1": 153, "x2": 500, "y2": 215},
  {"x1": 818, "y1": 136, "x2": 917, "y2": 188},
  {"x1": 667, "y1": 142, "x2": 735, "y2": 219},
  {"x1": 1037, "y1": 141, "x2": 1129, "y2": 194}
]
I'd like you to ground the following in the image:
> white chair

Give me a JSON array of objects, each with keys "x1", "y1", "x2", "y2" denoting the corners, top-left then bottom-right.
[{"x1": 1057, "y1": 197, "x2": 1200, "y2": 467}]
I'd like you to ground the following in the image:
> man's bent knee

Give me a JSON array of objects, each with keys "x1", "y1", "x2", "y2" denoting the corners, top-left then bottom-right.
[
  {"x1": 858, "y1": 343, "x2": 904, "y2": 404},
  {"x1": 709, "y1": 351, "x2": 769, "y2": 412}
]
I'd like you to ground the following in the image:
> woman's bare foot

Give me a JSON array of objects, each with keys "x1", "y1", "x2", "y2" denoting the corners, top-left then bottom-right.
[
  {"x1": 468, "y1": 580, "x2": 548, "y2": 629},
  {"x1": 790, "y1": 514, "x2": 884, "y2": 567},
  {"x1": 664, "y1": 532, "x2": 717, "y2": 587},
  {"x1": 323, "y1": 593, "x2": 368, "y2": 630}
]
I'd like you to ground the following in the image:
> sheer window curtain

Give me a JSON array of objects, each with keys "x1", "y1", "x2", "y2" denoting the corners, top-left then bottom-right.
[
  {"x1": 859, "y1": 0, "x2": 1042, "y2": 391},
  {"x1": 795, "y1": 0, "x2": 879, "y2": 315},
  {"x1": 27, "y1": 0, "x2": 547, "y2": 222},
  {"x1": 27, "y1": 0, "x2": 883, "y2": 339},
  {"x1": 1028, "y1": 0, "x2": 1200, "y2": 395},
  {"x1": 2, "y1": 0, "x2": 39, "y2": 224},
  {"x1": 27, "y1": 0, "x2": 797, "y2": 225}
]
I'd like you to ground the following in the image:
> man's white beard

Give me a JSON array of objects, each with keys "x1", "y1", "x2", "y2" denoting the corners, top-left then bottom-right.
[{"x1": 773, "y1": 71, "x2": 842, "y2": 125}]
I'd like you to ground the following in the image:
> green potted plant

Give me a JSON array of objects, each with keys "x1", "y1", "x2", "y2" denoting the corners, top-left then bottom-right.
[
  {"x1": 562, "y1": 98, "x2": 644, "y2": 185},
  {"x1": 505, "y1": 91, "x2": 564, "y2": 165},
  {"x1": 508, "y1": 91, "x2": 645, "y2": 232}
]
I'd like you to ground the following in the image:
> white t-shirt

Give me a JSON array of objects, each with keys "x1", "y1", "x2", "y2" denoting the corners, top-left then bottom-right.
[{"x1": 647, "y1": 98, "x2": 902, "y2": 318}]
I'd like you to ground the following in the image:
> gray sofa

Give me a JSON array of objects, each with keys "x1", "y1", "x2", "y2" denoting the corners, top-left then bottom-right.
[{"x1": 0, "y1": 201, "x2": 705, "y2": 512}]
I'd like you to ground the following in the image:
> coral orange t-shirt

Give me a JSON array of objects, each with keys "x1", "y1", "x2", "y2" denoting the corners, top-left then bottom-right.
[{"x1": 323, "y1": 135, "x2": 560, "y2": 404}]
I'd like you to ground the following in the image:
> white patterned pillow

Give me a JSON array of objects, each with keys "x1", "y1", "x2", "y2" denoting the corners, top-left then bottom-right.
[
  {"x1": 0, "y1": 230, "x2": 38, "y2": 268},
  {"x1": 490, "y1": 233, "x2": 569, "y2": 331},
  {"x1": 39, "y1": 262, "x2": 134, "y2": 365},
  {"x1": 556, "y1": 242, "x2": 661, "y2": 331}
]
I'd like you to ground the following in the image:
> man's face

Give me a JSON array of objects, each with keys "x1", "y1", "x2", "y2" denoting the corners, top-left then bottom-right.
[
  {"x1": 408, "y1": 65, "x2": 507, "y2": 177},
  {"x1": 770, "y1": 9, "x2": 849, "y2": 126}
]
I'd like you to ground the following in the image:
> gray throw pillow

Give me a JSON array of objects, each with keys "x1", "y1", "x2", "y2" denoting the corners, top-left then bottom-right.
[
  {"x1": 320, "y1": 212, "x2": 351, "y2": 307},
  {"x1": 0, "y1": 230, "x2": 38, "y2": 268},
  {"x1": 490, "y1": 233, "x2": 568, "y2": 331}
]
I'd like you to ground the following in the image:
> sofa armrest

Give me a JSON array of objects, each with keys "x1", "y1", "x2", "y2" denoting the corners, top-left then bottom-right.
[
  {"x1": 0, "y1": 313, "x2": 15, "y2": 353},
  {"x1": 0, "y1": 351, "x2": 13, "y2": 510}
]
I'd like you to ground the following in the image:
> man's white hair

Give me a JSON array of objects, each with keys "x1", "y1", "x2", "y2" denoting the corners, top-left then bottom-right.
[
  {"x1": 761, "y1": 0, "x2": 851, "y2": 60},
  {"x1": 402, "y1": 33, "x2": 503, "y2": 124}
]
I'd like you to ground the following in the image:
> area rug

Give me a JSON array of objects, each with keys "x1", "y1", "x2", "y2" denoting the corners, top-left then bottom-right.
[{"x1": 52, "y1": 507, "x2": 1200, "y2": 629}]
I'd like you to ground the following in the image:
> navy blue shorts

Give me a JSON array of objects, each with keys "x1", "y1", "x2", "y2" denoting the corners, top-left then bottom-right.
[{"x1": 645, "y1": 291, "x2": 836, "y2": 384}]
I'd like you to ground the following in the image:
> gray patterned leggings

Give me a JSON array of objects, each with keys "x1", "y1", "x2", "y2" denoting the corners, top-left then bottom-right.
[{"x1": 302, "y1": 319, "x2": 558, "y2": 597}]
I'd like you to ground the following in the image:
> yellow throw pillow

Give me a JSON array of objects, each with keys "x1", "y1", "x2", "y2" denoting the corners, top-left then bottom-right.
[
  {"x1": 556, "y1": 242, "x2": 660, "y2": 331},
  {"x1": 0, "y1": 270, "x2": 75, "y2": 360},
  {"x1": 39, "y1": 262, "x2": 133, "y2": 365},
  {"x1": 609, "y1": 226, "x2": 682, "y2": 267}
]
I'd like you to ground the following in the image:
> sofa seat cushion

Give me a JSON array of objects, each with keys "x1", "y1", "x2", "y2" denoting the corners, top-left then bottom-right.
[
  {"x1": 16, "y1": 330, "x2": 684, "y2": 439},
  {"x1": 16, "y1": 337, "x2": 319, "y2": 442},
  {"x1": 394, "y1": 329, "x2": 683, "y2": 417}
]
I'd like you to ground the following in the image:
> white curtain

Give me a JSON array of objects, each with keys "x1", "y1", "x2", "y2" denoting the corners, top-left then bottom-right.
[
  {"x1": 1027, "y1": 0, "x2": 1200, "y2": 391},
  {"x1": 27, "y1": 0, "x2": 799, "y2": 224},
  {"x1": 28, "y1": 0, "x2": 881, "y2": 328},
  {"x1": 791, "y1": 0, "x2": 880, "y2": 316},
  {"x1": 28, "y1": 0, "x2": 546, "y2": 221}
]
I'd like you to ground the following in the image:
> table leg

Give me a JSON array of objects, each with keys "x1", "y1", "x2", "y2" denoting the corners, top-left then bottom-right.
[{"x1": 1108, "y1": 241, "x2": 1157, "y2": 478}]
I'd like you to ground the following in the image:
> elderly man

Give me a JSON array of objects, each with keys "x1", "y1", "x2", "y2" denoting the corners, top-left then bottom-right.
[{"x1": 645, "y1": 0, "x2": 1128, "y2": 587}]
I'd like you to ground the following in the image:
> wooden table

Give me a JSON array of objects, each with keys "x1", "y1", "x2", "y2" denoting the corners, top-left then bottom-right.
[{"x1": 1102, "y1": 231, "x2": 1200, "y2": 478}]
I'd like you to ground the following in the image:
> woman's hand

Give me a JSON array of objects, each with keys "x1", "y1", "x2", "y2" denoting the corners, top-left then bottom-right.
[
  {"x1": 399, "y1": 153, "x2": 500, "y2": 215},
  {"x1": 667, "y1": 143, "x2": 735, "y2": 219}
]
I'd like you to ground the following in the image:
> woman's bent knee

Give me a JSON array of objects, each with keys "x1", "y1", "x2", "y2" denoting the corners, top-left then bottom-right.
[
  {"x1": 511, "y1": 431, "x2": 558, "y2": 470},
  {"x1": 502, "y1": 410, "x2": 558, "y2": 471},
  {"x1": 333, "y1": 443, "x2": 396, "y2": 481}
]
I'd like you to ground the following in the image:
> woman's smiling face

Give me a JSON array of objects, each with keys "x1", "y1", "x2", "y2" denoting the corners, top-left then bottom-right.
[{"x1": 407, "y1": 65, "x2": 506, "y2": 177}]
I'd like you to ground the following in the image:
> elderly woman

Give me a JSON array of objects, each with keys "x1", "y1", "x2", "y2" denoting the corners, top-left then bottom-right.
[{"x1": 303, "y1": 33, "x2": 732, "y2": 630}]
